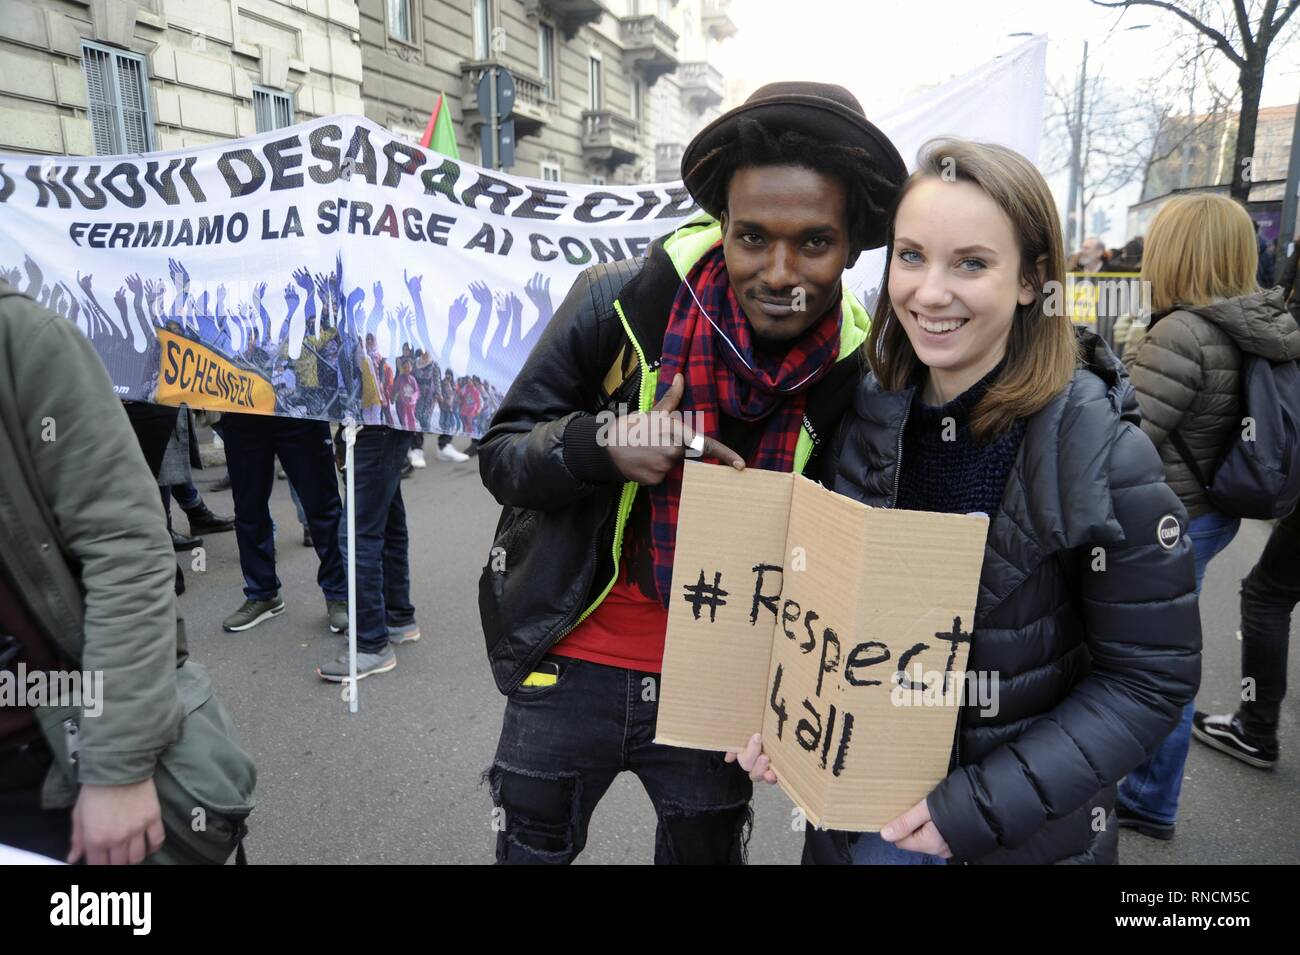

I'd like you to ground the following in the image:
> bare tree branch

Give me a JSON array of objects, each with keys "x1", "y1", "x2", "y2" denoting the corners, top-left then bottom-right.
[
  {"x1": 1232, "y1": 0, "x2": 1258, "y2": 54},
  {"x1": 1260, "y1": 0, "x2": 1300, "y2": 43},
  {"x1": 1090, "y1": 0, "x2": 1248, "y2": 67}
]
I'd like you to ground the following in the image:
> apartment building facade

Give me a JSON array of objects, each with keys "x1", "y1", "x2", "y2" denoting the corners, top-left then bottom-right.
[
  {"x1": 0, "y1": 0, "x2": 736, "y2": 187},
  {"x1": 359, "y1": 0, "x2": 738, "y2": 183},
  {"x1": 0, "y1": 0, "x2": 365, "y2": 156}
]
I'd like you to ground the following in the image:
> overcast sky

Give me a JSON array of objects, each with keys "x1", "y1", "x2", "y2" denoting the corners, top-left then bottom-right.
[
  {"x1": 712, "y1": 0, "x2": 1300, "y2": 246},
  {"x1": 716, "y1": 0, "x2": 1299, "y2": 113}
]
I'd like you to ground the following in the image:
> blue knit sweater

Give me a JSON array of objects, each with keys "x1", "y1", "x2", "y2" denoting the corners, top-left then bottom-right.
[{"x1": 895, "y1": 366, "x2": 1027, "y2": 518}]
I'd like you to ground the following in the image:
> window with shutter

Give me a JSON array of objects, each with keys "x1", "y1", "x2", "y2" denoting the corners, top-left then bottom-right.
[
  {"x1": 83, "y1": 45, "x2": 119, "y2": 154},
  {"x1": 81, "y1": 42, "x2": 154, "y2": 155},
  {"x1": 116, "y1": 56, "x2": 150, "y2": 153}
]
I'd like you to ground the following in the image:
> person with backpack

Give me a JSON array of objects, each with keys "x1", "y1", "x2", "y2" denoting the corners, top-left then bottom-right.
[
  {"x1": 1120, "y1": 192, "x2": 1300, "y2": 839},
  {"x1": 477, "y1": 81, "x2": 905, "y2": 864},
  {"x1": 746, "y1": 139, "x2": 1199, "y2": 864}
]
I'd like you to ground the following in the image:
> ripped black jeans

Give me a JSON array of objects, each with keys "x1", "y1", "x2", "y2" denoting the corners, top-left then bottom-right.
[{"x1": 487, "y1": 655, "x2": 753, "y2": 864}]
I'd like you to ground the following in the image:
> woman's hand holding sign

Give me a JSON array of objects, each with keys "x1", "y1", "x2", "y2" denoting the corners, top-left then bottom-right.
[
  {"x1": 880, "y1": 798, "x2": 952, "y2": 859},
  {"x1": 606, "y1": 373, "x2": 746, "y2": 486},
  {"x1": 726, "y1": 734, "x2": 952, "y2": 858}
]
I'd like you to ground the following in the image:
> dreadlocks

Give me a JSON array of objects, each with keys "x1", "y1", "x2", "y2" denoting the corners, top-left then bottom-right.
[{"x1": 684, "y1": 116, "x2": 902, "y2": 254}]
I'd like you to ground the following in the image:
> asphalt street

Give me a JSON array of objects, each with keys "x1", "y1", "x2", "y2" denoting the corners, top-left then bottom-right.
[{"x1": 177, "y1": 435, "x2": 1299, "y2": 865}]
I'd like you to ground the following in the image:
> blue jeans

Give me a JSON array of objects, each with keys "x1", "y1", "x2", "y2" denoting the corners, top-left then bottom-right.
[
  {"x1": 339, "y1": 426, "x2": 414, "y2": 653},
  {"x1": 488, "y1": 655, "x2": 753, "y2": 864},
  {"x1": 803, "y1": 827, "x2": 945, "y2": 865},
  {"x1": 1118, "y1": 509, "x2": 1240, "y2": 824},
  {"x1": 222, "y1": 413, "x2": 346, "y2": 602}
]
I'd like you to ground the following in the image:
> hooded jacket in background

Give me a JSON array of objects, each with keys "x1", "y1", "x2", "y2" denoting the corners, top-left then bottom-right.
[
  {"x1": 1125, "y1": 288, "x2": 1300, "y2": 516},
  {"x1": 825, "y1": 331, "x2": 1200, "y2": 864}
]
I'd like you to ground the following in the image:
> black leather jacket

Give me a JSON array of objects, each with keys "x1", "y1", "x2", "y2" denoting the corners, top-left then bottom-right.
[
  {"x1": 823, "y1": 332, "x2": 1201, "y2": 863},
  {"x1": 477, "y1": 229, "x2": 868, "y2": 693}
]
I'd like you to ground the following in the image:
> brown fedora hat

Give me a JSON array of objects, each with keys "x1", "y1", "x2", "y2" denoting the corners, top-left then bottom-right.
[{"x1": 681, "y1": 81, "x2": 906, "y2": 250}]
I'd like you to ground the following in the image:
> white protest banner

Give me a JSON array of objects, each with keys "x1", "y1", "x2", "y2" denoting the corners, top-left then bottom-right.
[{"x1": 0, "y1": 116, "x2": 699, "y2": 433}]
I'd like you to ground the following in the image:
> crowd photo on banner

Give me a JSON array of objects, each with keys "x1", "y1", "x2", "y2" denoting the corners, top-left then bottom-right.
[{"x1": 1, "y1": 0, "x2": 1299, "y2": 886}]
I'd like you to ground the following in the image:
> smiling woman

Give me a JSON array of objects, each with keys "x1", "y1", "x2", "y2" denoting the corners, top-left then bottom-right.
[{"x1": 812, "y1": 138, "x2": 1203, "y2": 866}]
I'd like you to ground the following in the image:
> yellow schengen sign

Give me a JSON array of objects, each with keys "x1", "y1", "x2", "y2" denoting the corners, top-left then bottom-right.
[
  {"x1": 1066, "y1": 271, "x2": 1143, "y2": 329},
  {"x1": 155, "y1": 328, "x2": 276, "y2": 415}
]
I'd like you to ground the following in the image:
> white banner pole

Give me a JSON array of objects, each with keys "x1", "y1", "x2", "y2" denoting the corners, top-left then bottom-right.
[{"x1": 342, "y1": 417, "x2": 360, "y2": 713}]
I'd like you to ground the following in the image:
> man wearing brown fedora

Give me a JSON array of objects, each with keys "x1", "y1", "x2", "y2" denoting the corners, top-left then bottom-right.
[{"x1": 476, "y1": 82, "x2": 905, "y2": 864}]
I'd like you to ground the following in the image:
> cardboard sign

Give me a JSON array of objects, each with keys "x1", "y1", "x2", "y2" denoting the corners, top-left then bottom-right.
[{"x1": 656, "y1": 462, "x2": 989, "y2": 831}]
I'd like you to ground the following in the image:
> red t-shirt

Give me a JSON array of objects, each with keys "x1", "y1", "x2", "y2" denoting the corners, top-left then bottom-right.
[{"x1": 551, "y1": 525, "x2": 669, "y2": 673}]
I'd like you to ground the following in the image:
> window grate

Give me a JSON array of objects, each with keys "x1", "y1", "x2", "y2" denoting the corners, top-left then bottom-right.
[{"x1": 253, "y1": 87, "x2": 294, "y2": 132}]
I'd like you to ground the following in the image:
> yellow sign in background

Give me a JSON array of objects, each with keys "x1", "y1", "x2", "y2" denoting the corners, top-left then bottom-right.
[{"x1": 155, "y1": 328, "x2": 275, "y2": 415}]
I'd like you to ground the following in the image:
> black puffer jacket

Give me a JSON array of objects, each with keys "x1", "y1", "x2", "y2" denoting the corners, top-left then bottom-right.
[{"x1": 826, "y1": 332, "x2": 1201, "y2": 864}]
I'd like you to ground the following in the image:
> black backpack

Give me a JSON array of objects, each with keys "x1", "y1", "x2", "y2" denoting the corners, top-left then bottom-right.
[{"x1": 1159, "y1": 307, "x2": 1300, "y2": 520}]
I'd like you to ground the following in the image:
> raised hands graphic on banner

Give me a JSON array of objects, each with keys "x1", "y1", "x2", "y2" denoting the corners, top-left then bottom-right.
[
  {"x1": 520, "y1": 273, "x2": 555, "y2": 357},
  {"x1": 2, "y1": 251, "x2": 545, "y2": 433}
]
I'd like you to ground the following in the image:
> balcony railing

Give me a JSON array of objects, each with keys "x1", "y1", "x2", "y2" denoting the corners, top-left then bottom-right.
[
  {"x1": 702, "y1": 0, "x2": 738, "y2": 41},
  {"x1": 459, "y1": 59, "x2": 551, "y2": 137},
  {"x1": 619, "y1": 14, "x2": 679, "y2": 86},
  {"x1": 581, "y1": 109, "x2": 641, "y2": 170},
  {"x1": 655, "y1": 141, "x2": 684, "y2": 180},
  {"x1": 679, "y1": 61, "x2": 724, "y2": 112},
  {"x1": 523, "y1": 0, "x2": 607, "y2": 40}
]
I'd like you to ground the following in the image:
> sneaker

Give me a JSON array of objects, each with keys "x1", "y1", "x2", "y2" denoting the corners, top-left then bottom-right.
[
  {"x1": 171, "y1": 528, "x2": 203, "y2": 551},
  {"x1": 316, "y1": 646, "x2": 397, "y2": 682},
  {"x1": 408, "y1": 448, "x2": 427, "y2": 469},
  {"x1": 211, "y1": 472, "x2": 231, "y2": 492},
  {"x1": 388, "y1": 622, "x2": 421, "y2": 644},
  {"x1": 277, "y1": 466, "x2": 287, "y2": 480},
  {"x1": 222, "y1": 596, "x2": 286, "y2": 632},
  {"x1": 465, "y1": 439, "x2": 481, "y2": 458},
  {"x1": 327, "y1": 600, "x2": 349, "y2": 633},
  {"x1": 1115, "y1": 802, "x2": 1175, "y2": 841},
  {"x1": 184, "y1": 501, "x2": 235, "y2": 535},
  {"x1": 400, "y1": 460, "x2": 414, "y2": 479},
  {"x1": 434, "y1": 444, "x2": 470, "y2": 463},
  {"x1": 302, "y1": 525, "x2": 313, "y2": 548},
  {"x1": 1192, "y1": 711, "x2": 1278, "y2": 769}
]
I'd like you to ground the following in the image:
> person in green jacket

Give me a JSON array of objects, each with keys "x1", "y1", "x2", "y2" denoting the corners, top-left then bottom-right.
[{"x1": 0, "y1": 278, "x2": 182, "y2": 863}]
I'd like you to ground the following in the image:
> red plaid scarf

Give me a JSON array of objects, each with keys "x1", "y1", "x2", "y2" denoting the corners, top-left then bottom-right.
[{"x1": 646, "y1": 241, "x2": 842, "y2": 607}]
